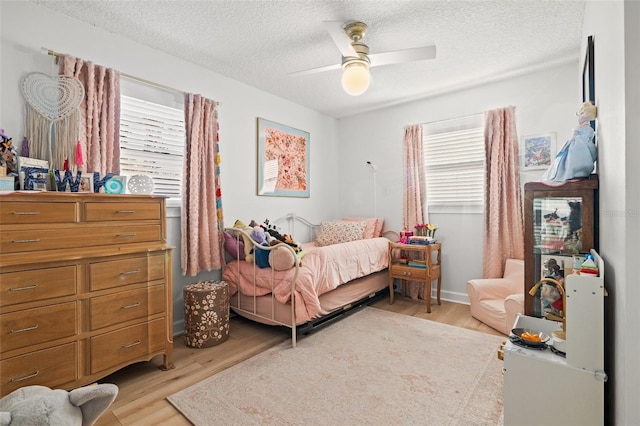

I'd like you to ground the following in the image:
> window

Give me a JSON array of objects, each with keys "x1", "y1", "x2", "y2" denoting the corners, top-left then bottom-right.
[
  {"x1": 422, "y1": 114, "x2": 484, "y2": 213},
  {"x1": 119, "y1": 79, "x2": 185, "y2": 198}
]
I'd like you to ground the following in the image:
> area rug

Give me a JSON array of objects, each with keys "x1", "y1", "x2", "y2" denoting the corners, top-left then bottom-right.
[{"x1": 167, "y1": 307, "x2": 504, "y2": 425}]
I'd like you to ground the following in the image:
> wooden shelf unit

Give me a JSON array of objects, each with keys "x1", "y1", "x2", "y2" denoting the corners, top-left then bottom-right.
[
  {"x1": 524, "y1": 175, "x2": 598, "y2": 316},
  {"x1": 388, "y1": 241, "x2": 441, "y2": 313}
]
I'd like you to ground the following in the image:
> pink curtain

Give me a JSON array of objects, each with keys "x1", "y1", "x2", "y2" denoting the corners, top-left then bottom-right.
[
  {"x1": 483, "y1": 107, "x2": 524, "y2": 278},
  {"x1": 60, "y1": 55, "x2": 120, "y2": 174},
  {"x1": 402, "y1": 124, "x2": 427, "y2": 300},
  {"x1": 182, "y1": 94, "x2": 223, "y2": 276}
]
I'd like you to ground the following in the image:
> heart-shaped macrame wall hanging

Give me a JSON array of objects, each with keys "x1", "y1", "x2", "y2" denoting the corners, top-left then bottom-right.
[
  {"x1": 21, "y1": 73, "x2": 84, "y2": 121},
  {"x1": 20, "y1": 73, "x2": 85, "y2": 169}
]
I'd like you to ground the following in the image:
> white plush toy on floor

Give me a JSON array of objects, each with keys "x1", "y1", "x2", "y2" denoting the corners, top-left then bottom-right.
[{"x1": 0, "y1": 384, "x2": 118, "y2": 426}]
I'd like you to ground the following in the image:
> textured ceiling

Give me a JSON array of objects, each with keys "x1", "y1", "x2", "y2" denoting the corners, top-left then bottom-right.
[{"x1": 32, "y1": 0, "x2": 586, "y2": 118}]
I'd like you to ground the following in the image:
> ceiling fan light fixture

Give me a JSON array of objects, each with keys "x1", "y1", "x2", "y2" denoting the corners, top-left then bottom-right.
[{"x1": 341, "y1": 61, "x2": 370, "y2": 96}]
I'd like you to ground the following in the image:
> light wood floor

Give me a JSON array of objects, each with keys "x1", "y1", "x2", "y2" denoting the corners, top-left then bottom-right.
[{"x1": 95, "y1": 297, "x2": 503, "y2": 426}]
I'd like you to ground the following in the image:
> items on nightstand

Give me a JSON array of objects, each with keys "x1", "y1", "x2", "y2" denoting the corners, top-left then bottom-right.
[{"x1": 388, "y1": 241, "x2": 441, "y2": 313}]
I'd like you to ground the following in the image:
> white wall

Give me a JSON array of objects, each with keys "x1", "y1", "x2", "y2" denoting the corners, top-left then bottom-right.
[
  {"x1": 582, "y1": 1, "x2": 640, "y2": 424},
  {"x1": 337, "y1": 62, "x2": 579, "y2": 303},
  {"x1": 0, "y1": 1, "x2": 340, "y2": 334}
]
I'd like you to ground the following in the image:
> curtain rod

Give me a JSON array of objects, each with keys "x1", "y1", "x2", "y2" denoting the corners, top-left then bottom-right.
[
  {"x1": 420, "y1": 111, "x2": 484, "y2": 126},
  {"x1": 42, "y1": 48, "x2": 220, "y2": 105}
]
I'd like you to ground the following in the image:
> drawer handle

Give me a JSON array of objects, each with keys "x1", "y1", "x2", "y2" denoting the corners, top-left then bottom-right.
[
  {"x1": 120, "y1": 269, "x2": 141, "y2": 277},
  {"x1": 116, "y1": 210, "x2": 137, "y2": 214},
  {"x1": 10, "y1": 370, "x2": 39, "y2": 383},
  {"x1": 9, "y1": 284, "x2": 38, "y2": 291},
  {"x1": 12, "y1": 239, "x2": 41, "y2": 244},
  {"x1": 122, "y1": 340, "x2": 141, "y2": 349},
  {"x1": 10, "y1": 324, "x2": 39, "y2": 334},
  {"x1": 11, "y1": 211, "x2": 40, "y2": 216},
  {"x1": 117, "y1": 233, "x2": 137, "y2": 237},
  {"x1": 121, "y1": 302, "x2": 141, "y2": 309}
]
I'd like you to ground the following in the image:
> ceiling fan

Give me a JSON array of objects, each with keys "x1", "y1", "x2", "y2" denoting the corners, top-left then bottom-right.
[{"x1": 289, "y1": 21, "x2": 437, "y2": 96}]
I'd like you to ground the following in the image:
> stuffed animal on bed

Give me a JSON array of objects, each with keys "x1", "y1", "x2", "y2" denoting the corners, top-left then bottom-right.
[
  {"x1": 233, "y1": 220, "x2": 255, "y2": 262},
  {"x1": 0, "y1": 383, "x2": 118, "y2": 426}
]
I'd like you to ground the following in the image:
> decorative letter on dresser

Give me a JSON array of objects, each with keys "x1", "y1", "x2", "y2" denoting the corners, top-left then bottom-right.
[{"x1": 0, "y1": 193, "x2": 174, "y2": 397}]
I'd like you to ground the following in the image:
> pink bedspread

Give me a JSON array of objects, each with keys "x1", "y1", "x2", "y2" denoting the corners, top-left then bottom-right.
[{"x1": 222, "y1": 237, "x2": 389, "y2": 322}]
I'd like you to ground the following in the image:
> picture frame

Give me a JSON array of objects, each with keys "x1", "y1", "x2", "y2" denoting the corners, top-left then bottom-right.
[
  {"x1": 77, "y1": 175, "x2": 94, "y2": 193},
  {"x1": 257, "y1": 117, "x2": 310, "y2": 198},
  {"x1": 582, "y1": 36, "x2": 595, "y2": 125},
  {"x1": 582, "y1": 35, "x2": 596, "y2": 153},
  {"x1": 104, "y1": 175, "x2": 127, "y2": 194},
  {"x1": 521, "y1": 133, "x2": 556, "y2": 171},
  {"x1": 18, "y1": 156, "x2": 51, "y2": 190}
]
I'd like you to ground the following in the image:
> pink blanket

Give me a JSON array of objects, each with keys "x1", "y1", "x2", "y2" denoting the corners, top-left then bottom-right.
[{"x1": 222, "y1": 237, "x2": 389, "y2": 322}]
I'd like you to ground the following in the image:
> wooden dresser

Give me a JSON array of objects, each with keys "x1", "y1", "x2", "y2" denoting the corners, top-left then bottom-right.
[{"x1": 0, "y1": 192, "x2": 173, "y2": 397}]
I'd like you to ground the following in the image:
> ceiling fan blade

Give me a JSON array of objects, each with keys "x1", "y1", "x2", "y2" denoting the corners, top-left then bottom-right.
[
  {"x1": 369, "y1": 45, "x2": 437, "y2": 67},
  {"x1": 323, "y1": 21, "x2": 358, "y2": 58},
  {"x1": 288, "y1": 63, "x2": 342, "y2": 77}
]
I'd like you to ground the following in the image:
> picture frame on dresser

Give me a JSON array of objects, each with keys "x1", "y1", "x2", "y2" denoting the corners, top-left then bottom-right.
[
  {"x1": 17, "y1": 156, "x2": 50, "y2": 190},
  {"x1": 77, "y1": 175, "x2": 93, "y2": 193}
]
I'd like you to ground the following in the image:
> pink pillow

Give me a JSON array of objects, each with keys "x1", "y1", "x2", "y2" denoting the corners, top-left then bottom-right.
[
  {"x1": 374, "y1": 218, "x2": 384, "y2": 237},
  {"x1": 342, "y1": 217, "x2": 377, "y2": 239},
  {"x1": 342, "y1": 217, "x2": 384, "y2": 240},
  {"x1": 223, "y1": 231, "x2": 245, "y2": 260},
  {"x1": 315, "y1": 220, "x2": 367, "y2": 247}
]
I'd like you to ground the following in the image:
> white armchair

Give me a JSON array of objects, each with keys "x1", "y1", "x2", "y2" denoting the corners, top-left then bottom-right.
[{"x1": 466, "y1": 259, "x2": 525, "y2": 335}]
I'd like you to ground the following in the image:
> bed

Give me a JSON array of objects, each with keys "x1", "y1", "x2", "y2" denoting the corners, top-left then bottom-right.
[{"x1": 222, "y1": 214, "x2": 396, "y2": 347}]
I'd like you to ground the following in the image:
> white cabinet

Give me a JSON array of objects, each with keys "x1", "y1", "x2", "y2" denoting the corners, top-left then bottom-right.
[{"x1": 503, "y1": 250, "x2": 606, "y2": 426}]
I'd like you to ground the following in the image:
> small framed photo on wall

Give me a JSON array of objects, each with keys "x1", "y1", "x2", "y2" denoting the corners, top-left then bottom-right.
[{"x1": 521, "y1": 133, "x2": 556, "y2": 171}]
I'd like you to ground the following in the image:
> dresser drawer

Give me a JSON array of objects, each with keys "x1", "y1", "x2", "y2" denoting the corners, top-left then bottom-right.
[
  {"x1": 89, "y1": 257, "x2": 148, "y2": 291},
  {"x1": 390, "y1": 265, "x2": 427, "y2": 280},
  {"x1": 85, "y1": 202, "x2": 161, "y2": 222},
  {"x1": 0, "y1": 302, "x2": 77, "y2": 353},
  {"x1": 1, "y1": 266, "x2": 77, "y2": 307},
  {"x1": 82, "y1": 224, "x2": 161, "y2": 246},
  {"x1": 90, "y1": 320, "x2": 163, "y2": 374},
  {"x1": 0, "y1": 201, "x2": 78, "y2": 224},
  {"x1": 1, "y1": 225, "x2": 160, "y2": 253},
  {"x1": 0, "y1": 343, "x2": 77, "y2": 396},
  {"x1": 90, "y1": 285, "x2": 165, "y2": 330}
]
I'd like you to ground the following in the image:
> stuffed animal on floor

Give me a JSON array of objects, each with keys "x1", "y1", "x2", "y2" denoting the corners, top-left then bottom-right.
[{"x1": 0, "y1": 383, "x2": 118, "y2": 426}]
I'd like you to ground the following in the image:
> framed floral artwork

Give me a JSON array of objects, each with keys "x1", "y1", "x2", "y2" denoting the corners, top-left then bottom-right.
[
  {"x1": 257, "y1": 117, "x2": 310, "y2": 197},
  {"x1": 521, "y1": 133, "x2": 556, "y2": 171}
]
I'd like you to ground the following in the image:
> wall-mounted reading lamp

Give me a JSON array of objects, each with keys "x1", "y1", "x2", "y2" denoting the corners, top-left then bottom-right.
[{"x1": 366, "y1": 161, "x2": 377, "y2": 217}]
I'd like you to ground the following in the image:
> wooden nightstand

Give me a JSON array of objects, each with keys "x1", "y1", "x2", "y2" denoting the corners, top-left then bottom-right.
[{"x1": 388, "y1": 241, "x2": 442, "y2": 313}]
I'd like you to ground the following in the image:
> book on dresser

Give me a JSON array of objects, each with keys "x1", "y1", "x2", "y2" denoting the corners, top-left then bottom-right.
[{"x1": 0, "y1": 192, "x2": 174, "y2": 397}]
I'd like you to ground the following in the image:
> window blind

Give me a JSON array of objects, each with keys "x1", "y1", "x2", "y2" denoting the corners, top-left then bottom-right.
[
  {"x1": 119, "y1": 95, "x2": 185, "y2": 197},
  {"x1": 423, "y1": 114, "x2": 485, "y2": 212}
]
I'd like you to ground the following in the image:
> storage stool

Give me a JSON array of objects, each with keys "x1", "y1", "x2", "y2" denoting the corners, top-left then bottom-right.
[{"x1": 184, "y1": 280, "x2": 230, "y2": 348}]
